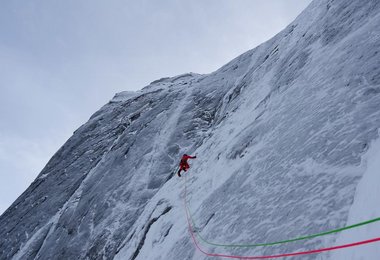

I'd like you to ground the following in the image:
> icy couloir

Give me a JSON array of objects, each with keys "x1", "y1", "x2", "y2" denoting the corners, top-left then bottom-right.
[{"x1": 1, "y1": 0, "x2": 380, "y2": 259}]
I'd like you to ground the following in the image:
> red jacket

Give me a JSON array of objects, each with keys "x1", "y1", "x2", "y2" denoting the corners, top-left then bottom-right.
[{"x1": 180, "y1": 154, "x2": 196, "y2": 165}]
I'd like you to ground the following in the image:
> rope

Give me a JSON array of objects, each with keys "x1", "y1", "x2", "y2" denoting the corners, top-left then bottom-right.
[
  {"x1": 185, "y1": 174, "x2": 380, "y2": 247},
  {"x1": 183, "y1": 174, "x2": 380, "y2": 258},
  {"x1": 191, "y1": 211, "x2": 380, "y2": 247}
]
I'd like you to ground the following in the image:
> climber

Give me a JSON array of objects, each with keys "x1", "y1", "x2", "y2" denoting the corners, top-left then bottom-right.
[{"x1": 177, "y1": 154, "x2": 196, "y2": 177}]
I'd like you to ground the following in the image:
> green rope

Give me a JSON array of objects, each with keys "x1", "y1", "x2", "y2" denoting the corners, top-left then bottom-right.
[{"x1": 185, "y1": 175, "x2": 380, "y2": 248}]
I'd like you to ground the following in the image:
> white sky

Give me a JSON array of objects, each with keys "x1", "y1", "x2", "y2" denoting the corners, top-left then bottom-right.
[{"x1": 0, "y1": 0, "x2": 312, "y2": 215}]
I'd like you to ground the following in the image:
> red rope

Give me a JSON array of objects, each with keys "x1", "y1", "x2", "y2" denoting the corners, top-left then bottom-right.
[{"x1": 183, "y1": 176, "x2": 380, "y2": 259}]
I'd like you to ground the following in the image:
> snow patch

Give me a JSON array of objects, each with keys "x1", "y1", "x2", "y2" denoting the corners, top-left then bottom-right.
[{"x1": 111, "y1": 91, "x2": 139, "y2": 102}]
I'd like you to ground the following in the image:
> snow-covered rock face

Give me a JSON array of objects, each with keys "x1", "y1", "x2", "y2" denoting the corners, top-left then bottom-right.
[{"x1": 1, "y1": 0, "x2": 380, "y2": 259}]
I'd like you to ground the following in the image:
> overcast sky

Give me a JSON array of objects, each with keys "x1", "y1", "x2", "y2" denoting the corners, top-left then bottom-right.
[{"x1": 0, "y1": 0, "x2": 312, "y2": 214}]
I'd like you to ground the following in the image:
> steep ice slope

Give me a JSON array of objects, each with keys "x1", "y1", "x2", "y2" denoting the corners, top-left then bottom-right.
[
  {"x1": 330, "y1": 136, "x2": 380, "y2": 259},
  {"x1": 1, "y1": 0, "x2": 380, "y2": 259},
  {"x1": 0, "y1": 67, "x2": 253, "y2": 259},
  {"x1": 116, "y1": 0, "x2": 380, "y2": 259}
]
